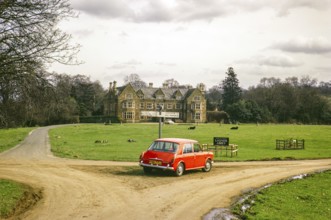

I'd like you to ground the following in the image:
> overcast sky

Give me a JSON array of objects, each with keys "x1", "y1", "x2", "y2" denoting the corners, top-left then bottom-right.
[{"x1": 49, "y1": 0, "x2": 331, "y2": 89}]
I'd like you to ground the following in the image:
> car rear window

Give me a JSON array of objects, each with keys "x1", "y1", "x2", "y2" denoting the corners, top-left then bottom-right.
[{"x1": 148, "y1": 141, "x2": 178, "y2": 153}]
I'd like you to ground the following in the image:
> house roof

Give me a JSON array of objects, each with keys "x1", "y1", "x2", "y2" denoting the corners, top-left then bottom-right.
[{"x1": 115, "y1": 83, "x2": 202, "y2": 100}]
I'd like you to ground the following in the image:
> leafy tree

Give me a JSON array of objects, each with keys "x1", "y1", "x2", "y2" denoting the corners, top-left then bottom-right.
[
  {"x1": 70, "y1": 75, "x2": 105, "y2": 116},
  {"x1": 319, "y1": 81, "x2": 331, "y2": 96},
  {"x1": 221, "y1": 67, "x2": 242, "y2": 110},
  {"x1": 205, "y1": 85, "x2": 222, "y2": 111}
]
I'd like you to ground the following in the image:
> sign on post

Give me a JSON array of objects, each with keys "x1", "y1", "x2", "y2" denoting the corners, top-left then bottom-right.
[{"x1": 213, "y1": 137, "x2": 229, "y2": 146}]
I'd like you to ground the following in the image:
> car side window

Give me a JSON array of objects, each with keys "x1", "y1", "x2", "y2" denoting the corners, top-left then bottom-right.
[
  {"x1": 193, "y1": 143, "x2": 201, "y2": 152},
  {"x1": 183, "y1": 144, "x2": 193, "y2": 154}
]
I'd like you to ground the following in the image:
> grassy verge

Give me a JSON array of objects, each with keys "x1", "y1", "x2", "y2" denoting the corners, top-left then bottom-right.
[
  {"x1": 0, "y1": 127, "x2": 35, "y2": 153},
  {"x1": 233, "y1": 170, "x2": 331, "y2": 220},
  {"x1": 49, "y1": 123, "x2": 331, "y2": 161},
  {"x1": 0, "y1": 180, "x2": 26, "y2": 218}
]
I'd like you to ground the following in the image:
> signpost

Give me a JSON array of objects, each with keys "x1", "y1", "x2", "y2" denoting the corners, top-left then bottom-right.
[
  {"x1": 213, "y1": 137, "x2": 229, "y2": 146},
  {"x1": 141, "y1": 110, "x2": 179, "y2": 138}
]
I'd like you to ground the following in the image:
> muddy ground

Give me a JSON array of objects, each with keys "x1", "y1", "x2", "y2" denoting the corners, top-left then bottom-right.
[{"x1": 0, "y1": 126, "x2": 330, "y2": 220}]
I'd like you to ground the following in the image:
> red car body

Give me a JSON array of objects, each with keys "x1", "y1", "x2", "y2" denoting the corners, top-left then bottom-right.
[{"x1": 139, "y1": 138, "x2": 214, "y2": 176}]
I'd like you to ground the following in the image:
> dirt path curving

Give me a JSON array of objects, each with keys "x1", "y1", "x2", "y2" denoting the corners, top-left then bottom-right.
[{"x1": 0, "y1": 126, "x2": 330, "y2": 220}]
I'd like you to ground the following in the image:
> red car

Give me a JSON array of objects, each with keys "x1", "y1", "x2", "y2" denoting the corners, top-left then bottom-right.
[{"x1": 139, "y1": 138, "x2": 214, "y2": 176}]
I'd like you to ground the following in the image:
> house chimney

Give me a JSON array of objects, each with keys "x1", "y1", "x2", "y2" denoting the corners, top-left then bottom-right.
[
  {"x1": 197, "y1": 83, "x2": 206, "y2": 94},
  {"x1": 163, "y1": 83, "x2": 168, "y2": 88},
  {"x1": 149, "y1": 82, "x2": 153, "y2": 88}
]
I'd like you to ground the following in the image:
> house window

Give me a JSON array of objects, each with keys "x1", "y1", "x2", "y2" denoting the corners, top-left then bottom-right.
[
  {"x1": 167, "y1": 103, "x2": 173, "y2": 109},
  {"x1": 126, "y1": 93, "x2": 133, "y2": 99},
  {"x1": 122, "y1": 101, "x2": 135, "y2": 108},
  {"x1": 146, "y1": 103, "x2": 153, "y2": 109},
  {"x1": 124, "y1": 112, "x2": 134, "y2": 119},
  {"x1": 194, "y1": 96, "x2": 201, "y2": 101},
  {"x1": 176, "y1": 103, "x2": 182, "y2": 109},
  {"x1": 195, "y1": 103, "x2": 201, "y2": 110},
  {"x1": 195, "y1": 113, "x2": 201, "y2": 120},
  {"x1": 176, "y1": 95, "x2": 182, "y2": 100},
  {"x1": 140, "y1": 103, "x2": 144, "y2": 109}
]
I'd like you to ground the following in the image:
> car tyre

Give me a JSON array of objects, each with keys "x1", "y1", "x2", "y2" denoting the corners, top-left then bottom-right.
[
  {"x1": 175, "y1": 163, "x2": 185, "y2": 176},
  {"x1": 202, "y1": 159, "x2": 212, "y2": 172},
  {"x1": 143, "y1": 167, "x2": 153, "y2": 174}
]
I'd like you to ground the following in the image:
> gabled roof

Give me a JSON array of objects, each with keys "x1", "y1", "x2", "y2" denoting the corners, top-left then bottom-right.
[{"x1": 115, "y1": 83, "x2": 202, "y2": 100}]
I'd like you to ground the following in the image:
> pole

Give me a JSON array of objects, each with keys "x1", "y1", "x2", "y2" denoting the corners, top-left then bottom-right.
[
  {"x1": 158, "y1": 104, "x2": 163, "y2": 138},
  {"x1": 159, "y1": 117, "x2": 162, "y2": 138}
]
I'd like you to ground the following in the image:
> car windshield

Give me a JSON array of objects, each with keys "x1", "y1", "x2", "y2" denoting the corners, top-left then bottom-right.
[{"x1": 148, "y1": 141, "x2": 178, "y2": 153}]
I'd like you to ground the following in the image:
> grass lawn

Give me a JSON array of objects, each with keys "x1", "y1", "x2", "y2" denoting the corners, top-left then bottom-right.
[
  {"x1": 0, "y1": 180, "x2": 26, "y2": 218},
  {"x1": 49, "y1": 123, "x2": 331, "y2": 162},
  {"x1": 0, "y1": 127, "x2": 35, "y2": 153},
  {"x1": 233, "y1": 170, "x2": 331, "y2": 220}
]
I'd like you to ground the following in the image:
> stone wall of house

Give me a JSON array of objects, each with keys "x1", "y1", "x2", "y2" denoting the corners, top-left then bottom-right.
[{"x1": 104, "y1": 82, "x2": 207, "y2": 123}]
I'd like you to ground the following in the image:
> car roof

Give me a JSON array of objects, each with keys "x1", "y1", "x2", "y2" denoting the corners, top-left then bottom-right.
[{"x1": 155, "y1": 138, "x2": 198, "y2": 143}]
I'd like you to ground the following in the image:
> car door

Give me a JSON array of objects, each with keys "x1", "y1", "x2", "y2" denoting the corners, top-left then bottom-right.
[
  {"x1": 182, "y1": 143, "x2": 194, "y2": 169},
  {"x1": 193, "y1": 143, "x2": 205, "y2": 167}
]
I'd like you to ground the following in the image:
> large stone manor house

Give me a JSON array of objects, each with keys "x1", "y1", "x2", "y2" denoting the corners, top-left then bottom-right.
[{"x1": 104, "y1": 81, "x2": 207, "y2": 123}]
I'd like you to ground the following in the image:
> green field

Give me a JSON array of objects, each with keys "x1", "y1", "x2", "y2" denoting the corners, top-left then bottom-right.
[
  {"x1": 233, "y1": 170, "x2": 331, "y2": 220},
  {"x1": 0, "y1": 127, "x2": 35, "y2": 153},
  {"x1": 0, "y1": 180, "x2": 26, "y2": 218},
  {"x1": 49, "y1": 123, "x2": 331, "y2": 161},
  {"x1": 1, "y1": 124, "x2": 331, "y2": 218}
]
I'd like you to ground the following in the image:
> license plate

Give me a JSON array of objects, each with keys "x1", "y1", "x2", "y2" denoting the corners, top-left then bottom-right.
[{"x1": 149, "y1": 160, "x2": 162, "y2": 166}]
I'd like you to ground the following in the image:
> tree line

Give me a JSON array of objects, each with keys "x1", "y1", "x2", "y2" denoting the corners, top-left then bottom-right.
[{"x1": 206, "y1": 68, "x2": 331, "y2": 124}]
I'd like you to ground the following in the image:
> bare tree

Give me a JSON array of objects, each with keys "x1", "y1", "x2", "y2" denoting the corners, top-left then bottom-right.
[
  {"x1": 0, "y1": 0, "x2": 80, "y2": 71},
  {"x1": 0, "y1": 0, "x2": 80, "y2": 127},
  {"x1": 124, "y1": 73, "x2": 147, "y2": 88},
  {"x1": 163, "y1": 78, "x2": 180, "y2": 88}
]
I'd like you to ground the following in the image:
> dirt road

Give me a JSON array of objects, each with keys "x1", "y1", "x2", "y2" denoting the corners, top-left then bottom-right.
[{"x1": 0, "y1": 126, "x2": 330, "y2": 220}]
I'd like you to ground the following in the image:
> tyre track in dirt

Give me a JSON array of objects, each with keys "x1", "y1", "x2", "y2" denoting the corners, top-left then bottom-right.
[{"x1": 0, "y1": 126, "x2": 330, "y2": 220}]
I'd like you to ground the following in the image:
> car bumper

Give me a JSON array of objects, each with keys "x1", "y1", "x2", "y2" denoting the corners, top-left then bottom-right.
[{"x1": 139, "y1": 162, "x2": 174, "y2": 170}]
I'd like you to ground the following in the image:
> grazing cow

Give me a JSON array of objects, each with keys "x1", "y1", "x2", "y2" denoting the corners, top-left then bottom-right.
[
  {"x1": 95, "y1": 140, "x2": 108, "y2": 143},
  {"x1": 231, "y1": 126, "x2": 239, "y2": 130},
  {"x1": 188, "y1": 126, "x2": 196, "y2": 130},
  {"x1": 128, "y1": 139, "x2": 136, "y2": 142}
]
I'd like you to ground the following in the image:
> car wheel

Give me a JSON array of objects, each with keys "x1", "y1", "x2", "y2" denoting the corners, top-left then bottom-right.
[
  {"x1": 202, "y1": 159, "x2": 212, "y2": 172},
  {"x1": 175, "y1": 163, "x2": 185, "y2": 176},
  {"x1": 143, "y1": 167, "x2": 153, "y2": 174}
]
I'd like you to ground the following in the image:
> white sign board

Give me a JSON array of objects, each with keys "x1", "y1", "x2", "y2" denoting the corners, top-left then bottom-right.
[{"x1": 141, "y1": 111, "x2": 179, "y2": 118}]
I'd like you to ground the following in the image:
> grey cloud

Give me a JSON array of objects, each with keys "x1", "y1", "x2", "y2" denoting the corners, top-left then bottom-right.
[
  {"x1": 272, "y1": 37, "x2": 331, "y2": 54},
  {"x1": 155, "y1": 62, "x2": 177, "y2": 67},
  {"x1": 108, "y1": 59, "x2": 142, "y2": 69},
  {"x1": 238, "y1": 55, "x2": 302, "y2": 67},
  {"x1": 276, "y1": 0, "x2": 331, "y2": 16},
  {"x1": 258, "y1": 55, "x2": 302, "y2": 67},
  {"x1": 70, "y1": 0, "x2": 331, "y2": 22},
  {"x1": 71, "y1": 0, "x2": 134, "y2": 19}
]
